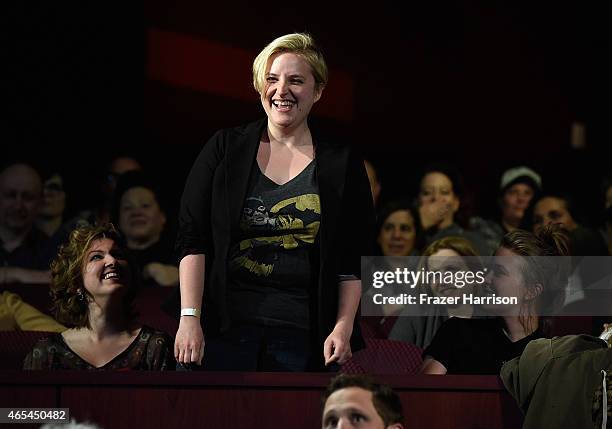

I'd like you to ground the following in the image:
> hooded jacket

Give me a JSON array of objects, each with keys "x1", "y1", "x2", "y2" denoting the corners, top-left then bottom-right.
[{"x1": 501, "y1": 334, "x2": 612, "y2": 429}]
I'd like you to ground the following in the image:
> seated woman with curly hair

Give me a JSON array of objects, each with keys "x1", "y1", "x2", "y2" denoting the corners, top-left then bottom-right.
[{"x1": 24, "y1": 224, "x2": 174, "y2": 370}]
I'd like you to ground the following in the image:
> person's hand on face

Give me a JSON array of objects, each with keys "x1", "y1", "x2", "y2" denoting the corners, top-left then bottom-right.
[{"x1": 419, "y1": 199, "x2": 452, "y2": 230}]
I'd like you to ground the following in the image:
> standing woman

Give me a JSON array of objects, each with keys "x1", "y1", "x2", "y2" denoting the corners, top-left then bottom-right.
[{"x1": 174, "y1": 33, "x2": 374, "y2": 371}]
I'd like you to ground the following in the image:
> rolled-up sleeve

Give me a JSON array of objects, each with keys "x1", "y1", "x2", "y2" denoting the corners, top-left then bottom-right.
[{"x1": 175, "y1": 131, "x2": 225, "y2": 261}]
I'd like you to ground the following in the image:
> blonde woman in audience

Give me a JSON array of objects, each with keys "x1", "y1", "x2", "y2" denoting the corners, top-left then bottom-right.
[{"x1": 389, "y1": 236, "x2": 481, "y2": 348}]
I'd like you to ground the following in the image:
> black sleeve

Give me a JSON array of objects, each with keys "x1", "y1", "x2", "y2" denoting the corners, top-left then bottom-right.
[
  {"x1": 422, "y1": 317, "x2": 457, "y2": 370},
  {"x1": 337, "y1": 147, "x2": 375, "y2": 278},
  {"x1": 175, "y1": 130, "x2": 225, "y2": 261}
]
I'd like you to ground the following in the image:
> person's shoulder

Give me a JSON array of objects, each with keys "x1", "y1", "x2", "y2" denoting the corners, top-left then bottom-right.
[
  {"x1": 20, "y1": 227, "x2": 51, "y2": 250},
  {"x1": 211, "y1": 118, "x2": 266, "y2": 141},
  {"x1": 1, "y1": 290, "x2": 21, "y2": 305},
  {"x1": 442, "y1": 316, "x2": 492, "y2": 333},
  {"x1": 140, "y1": 325, "x2": 173, "y2": 344},
  {"x1": 29, "y1": 332, "x2": 64, "y2": 354}
]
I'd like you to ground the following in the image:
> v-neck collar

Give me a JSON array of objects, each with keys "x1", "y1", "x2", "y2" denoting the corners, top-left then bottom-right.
[
  {"x1": 59, "y1": 326, "x2": 144, "y2": 369},
  {"x1": 256, "y1": 159, "x2": 315, "y2": 187}
]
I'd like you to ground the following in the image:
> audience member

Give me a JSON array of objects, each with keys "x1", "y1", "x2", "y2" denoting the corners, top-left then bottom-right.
[
  {"x1": 0, "y1": 163, "x2": 53, "y2": 284},
  {"x1": 421, "y1": 224, "x2": 570, "y2": 374},
  {"x1": 532, "y1": 193, "x2": 608, "y2": 257},
  {"x1": 112, "y1": 171, "x2": 178, "y2": 287},
  {"x1": 41, "y1": 419, "x2": 102, "y2": 429},
  {"x1": 361, "y1": 201, "x2": 422, "y2": 334},
  {"x1": 389, "y1": 236, "x2": 482, "y2": 348},
  {"x1": 416, "y1": 164, "x2": 486, "y2": 254},
  {"x1": 376, "y1": 201, "x2": 422, "y2": 257},
  {"x1": 322, "y1": 374, "x2": 404, "y2": 429},
  {"x1": 471, "y1": 166, "x2": 541, "y2": 255},
  {"x1": 75, "y1": 156, "x2": 142, "y2": 226},
  {"x1": 23, "y1": 224, "x2": 173, "y2": 370},
  {"x1": 35, "y1": 171, "x2": 82, "y2": 258},
  {"x1": 0, "y1": 290, "x2": 65, "y2": 332},
  {"x1": 36, "y1": 172, "x2": 67, "y2": 238},
  {"x1": 501, "y1": 334, "x2": 611, "y2": 429}
]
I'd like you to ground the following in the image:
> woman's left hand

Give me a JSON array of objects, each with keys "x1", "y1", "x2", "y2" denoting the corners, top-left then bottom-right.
[{"x1": 323, "y1": 322, "x2": 353, "y2": 366}]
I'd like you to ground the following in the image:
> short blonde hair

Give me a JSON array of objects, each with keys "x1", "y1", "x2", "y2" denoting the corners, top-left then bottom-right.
[{"x1": 252, "y1": 33, "x2": 328, "y2": 94}]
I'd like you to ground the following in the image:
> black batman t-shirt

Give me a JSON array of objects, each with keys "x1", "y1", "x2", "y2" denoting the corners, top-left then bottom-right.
[{"x1": 227, "y1": 160, "x2": 320, "y2": 330}]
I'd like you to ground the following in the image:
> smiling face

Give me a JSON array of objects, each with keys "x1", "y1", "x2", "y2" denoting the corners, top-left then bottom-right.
[
  {"x1": 533, "y1": 197, "x2": 577, "y2": 233},
  {"x1": 377, "y1": 210, "x2": 416, "y2": 256},
  {"x1": 481, "y1": 246, "x2": 530, "y2": 314},
  {"x1": 322, "y1": 387, "x2": 388, "y2": 429},
  {"x1": 261, "y1": 52, "x2": 322, "y2": 131},
  {"x1": 427, "y1": 249, "x2": 472, "y2": 301},
  {"x1": 501, "y1": 183, "x2": 534, "y2": 227},
  {"x1": 82, "y1": 238, "x2": 130, "y2": 299},
  {"x1": 0, "y1": 164, "x2": 42, "y2": 234},
  {"x1": 119, "y1": 187, "x2": 166, "y2": 247}
]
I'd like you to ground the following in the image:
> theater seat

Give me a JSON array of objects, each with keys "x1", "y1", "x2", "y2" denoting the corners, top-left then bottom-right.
[
  {"x1": 133, "y1": 288, "x2": 178, "y2": 336},
  {"x1": 359, "y1": 316, "x2": 398, "y2": 339},
  {"x1": 342, "y1": 338, "x2": 423, "y2": 375},
  {"x1": 0, "y1": 331, "x2": 52, "y2": 370}
]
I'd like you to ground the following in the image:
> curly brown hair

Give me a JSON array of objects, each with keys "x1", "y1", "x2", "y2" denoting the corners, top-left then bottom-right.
[{"x1": 50, "y1": 223, "x2": 137, "y2": 328}]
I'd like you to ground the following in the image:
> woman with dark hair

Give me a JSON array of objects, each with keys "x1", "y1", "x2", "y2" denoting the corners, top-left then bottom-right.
[
  {"x1": 421, "y1": 224, "x2": 570, "y2": 374},
  {"x1": 112, "y1": 172, "x2": 178, "y2": 287},
  {"x1": 531, "y1": 192, "x2": 608, "y2": 256},
  {"x1": 376, "y1": 201, "x2": 422, "y2": 257},
  {"x1": 416, "y1": 164, "x2": 486, "y2": 254},
  {"x1": 24, "y1": 224, "x2": 173, "y2": 370}
]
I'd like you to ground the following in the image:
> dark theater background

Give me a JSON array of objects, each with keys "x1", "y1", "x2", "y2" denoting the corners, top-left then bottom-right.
[
  {"x1": 3, "y1": 3, "x2": 611, "y2": 427},
  {"x1": 6, "y1": 1, "x2": 611, "y2": 224}
]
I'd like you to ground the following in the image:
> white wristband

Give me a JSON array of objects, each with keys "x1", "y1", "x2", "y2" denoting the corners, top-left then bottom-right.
[{"x1": 180, "y1": 308, "x2": 201, "y2": 318}]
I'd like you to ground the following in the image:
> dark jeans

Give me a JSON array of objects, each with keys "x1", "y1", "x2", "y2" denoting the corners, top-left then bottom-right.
[{"x1": 200, "y1": 324, "x2": 314, "y2": 372}]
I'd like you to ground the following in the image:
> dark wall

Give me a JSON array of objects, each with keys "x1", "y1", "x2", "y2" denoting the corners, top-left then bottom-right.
[{"x1": 6, "y1": 2, "x2": 611, "y2": 225}]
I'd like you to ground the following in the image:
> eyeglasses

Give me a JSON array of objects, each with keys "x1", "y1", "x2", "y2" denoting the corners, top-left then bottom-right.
[{"x1": 44, "y1": 183, "x2": 64, "y2": 193}]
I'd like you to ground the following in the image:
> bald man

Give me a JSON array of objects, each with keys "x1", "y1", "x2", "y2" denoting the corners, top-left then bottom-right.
[{"x1": 0, "y1": 163, "x2": 52, "y2": 284}]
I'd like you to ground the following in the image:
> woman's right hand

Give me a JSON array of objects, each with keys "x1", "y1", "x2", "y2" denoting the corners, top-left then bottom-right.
[
  {"x1": 419, "y1": 200, "x2": 451, "y2": 230},
  {"x1": 174, "y1": 316, "x2": 205, "y2": 365}
]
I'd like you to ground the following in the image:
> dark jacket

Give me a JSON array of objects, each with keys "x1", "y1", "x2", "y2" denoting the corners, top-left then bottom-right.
[
  {"x1": 501, "y1": 335, "x2": 612, "y2": 429},
  {"x1": 173, "y1": 118, "x2": 375, "y2": 357}
]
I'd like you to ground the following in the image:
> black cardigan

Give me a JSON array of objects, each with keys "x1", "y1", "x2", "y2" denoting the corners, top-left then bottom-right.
[{"x1": 172, "y1": 118, "x2": 375, "y2": 358}]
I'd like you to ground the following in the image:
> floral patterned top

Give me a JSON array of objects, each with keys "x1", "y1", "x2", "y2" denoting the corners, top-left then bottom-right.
[{"x1": 23, "y1": 325, "x2": 174, "y2": 370}]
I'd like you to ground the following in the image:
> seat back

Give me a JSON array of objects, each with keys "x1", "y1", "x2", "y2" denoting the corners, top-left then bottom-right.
[
  {"x1": 342, "y1": 338, "x2": 423, "y2": 375},
  {"x1": 0, "y1": 330, "x2": 52, "y2": 369}
]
